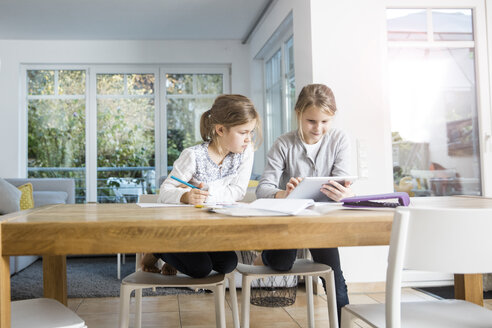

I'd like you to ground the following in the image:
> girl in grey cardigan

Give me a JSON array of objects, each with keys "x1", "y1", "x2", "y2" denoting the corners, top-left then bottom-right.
[{"x1": 256, "y1": 84, "x2": 353, "y2": 321}]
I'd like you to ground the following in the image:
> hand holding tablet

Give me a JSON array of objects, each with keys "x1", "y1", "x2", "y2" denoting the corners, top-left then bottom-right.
[
  {"x1": 286, "y1": 176, "x2": 357, "y2": 201},
  {"x1": 320, "y1": 179, "x2": 355, "y2": 202}
]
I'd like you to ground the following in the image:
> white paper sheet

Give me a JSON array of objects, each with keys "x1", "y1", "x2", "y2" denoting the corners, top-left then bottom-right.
[
  {"x1": 211, "y1": 199, "x2": 319, "y2": 216},
  {"x1": 136, "y1": 203, "x2": 193, "y2": 208}
]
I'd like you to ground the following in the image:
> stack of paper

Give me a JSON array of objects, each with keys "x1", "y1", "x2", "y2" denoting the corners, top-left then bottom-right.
[{"x1": 212, "y1": 198, "x2": 316, "y2": 216}]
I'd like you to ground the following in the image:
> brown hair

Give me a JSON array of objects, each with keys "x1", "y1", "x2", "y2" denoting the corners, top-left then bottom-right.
[
  {"x1": 295, "y1": 84, "x2": 337, "y2": 141},
  {"x1": 200, "y1": 94, "x2": 262, "y2": 149}
]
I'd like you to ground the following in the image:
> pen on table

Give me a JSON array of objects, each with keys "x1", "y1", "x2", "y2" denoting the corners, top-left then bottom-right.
[{"x1": 170, "y1": 175, "x2": 201, "y2": 190}]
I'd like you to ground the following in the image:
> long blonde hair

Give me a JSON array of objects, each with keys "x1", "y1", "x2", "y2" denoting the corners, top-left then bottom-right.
[
  {"x1": 295, "y1": 84, "x2": 337, "y2": 142},
  {"x1": 200, "y1": 94, "x2": 262, "y2": 149}
]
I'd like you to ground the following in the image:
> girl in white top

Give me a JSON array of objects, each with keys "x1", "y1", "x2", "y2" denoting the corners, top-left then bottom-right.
[
  {"x1": 142, "y1": 94, "x2": 261, "y2": 278},
  {"x1": 256, "y1": 84, "x2": 353, "y2": 322}
]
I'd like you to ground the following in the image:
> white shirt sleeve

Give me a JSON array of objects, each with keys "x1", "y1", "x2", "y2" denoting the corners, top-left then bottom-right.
[
  {"x1": 157, "y1": 148, "x2": 196, "y2": 204},
  {"x1": 206, "y1": 145, "x2": 254, "y2": 203}
]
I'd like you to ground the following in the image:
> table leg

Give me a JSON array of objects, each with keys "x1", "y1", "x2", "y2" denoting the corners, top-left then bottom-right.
[
  {"x1": 0, "y1": 255, "x2": 11, "y2": 328},
  {"x1": 43, "y1": 255, "x2": 67, "y2": 305},
  {"x1": 454, "y1": 273, "x2": 483, "y2": 306}
]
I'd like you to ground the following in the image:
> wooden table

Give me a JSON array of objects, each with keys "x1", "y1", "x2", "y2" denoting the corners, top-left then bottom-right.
[{"x1": 0, "y1": 196, "x2": 489, "y2": 327}]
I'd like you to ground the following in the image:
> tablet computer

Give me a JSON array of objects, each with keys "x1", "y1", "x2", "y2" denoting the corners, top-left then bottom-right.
[{"x1": 286, "y1": 176, "x2": 357, "y2": 201}]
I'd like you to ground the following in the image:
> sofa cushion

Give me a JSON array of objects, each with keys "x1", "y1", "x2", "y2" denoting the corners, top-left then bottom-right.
[
  {"x1": 0, "y1": 178, "x2": 21, "y2": 214},
  {"x1": 18, "y1": 183, "x2": 35, "y2": 210},
  {"x1": 33, "y1": 191, "x2": 68, "y2": 207}
]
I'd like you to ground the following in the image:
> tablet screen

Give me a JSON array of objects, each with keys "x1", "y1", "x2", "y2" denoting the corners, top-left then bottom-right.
[{"x1": 286, "y1": 176, "x2": 357, "y2": 201}]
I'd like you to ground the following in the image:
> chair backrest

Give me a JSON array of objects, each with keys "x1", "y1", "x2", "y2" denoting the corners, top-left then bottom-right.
[{"x1": 386, "y1": 206, "x2": 492, "y2": 327}]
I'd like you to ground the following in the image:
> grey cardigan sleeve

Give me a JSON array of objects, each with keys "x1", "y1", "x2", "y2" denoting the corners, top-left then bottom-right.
[
  {"x1": 330, "y1": 130, "x2": 351, "y2": 177},
  {"x1": 255, "y1": 139, "x2": 286, "y2": 199}
]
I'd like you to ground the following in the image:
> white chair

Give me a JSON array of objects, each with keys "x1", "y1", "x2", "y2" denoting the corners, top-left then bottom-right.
[
  {"x1": 341, "y1": 206, "x2": 492, "y2": 328},
  {"x1": 12, "y1": 298, "x2": 87, "y2": 328},
  {"x1": 236, "y1": 259, "x2": 338, "y2": 328},
  {"x1": 119, "y1": 253, "x2": 239, "y2": 328},
  {"x1": 119, "y1": 194, "x2": 239, "y2": 328}
]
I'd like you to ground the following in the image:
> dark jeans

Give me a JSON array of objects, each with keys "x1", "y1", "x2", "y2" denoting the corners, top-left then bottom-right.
[
  {"x1": 262, "y1": 247, "x2": 348, "y2": 321},
  {"x1": 154, "y1": 251, "x2": 238, "y2": 278}
]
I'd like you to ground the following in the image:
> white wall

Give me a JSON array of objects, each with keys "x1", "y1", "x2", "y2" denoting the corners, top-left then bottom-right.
[{"x1": 0, "y1": 40, "x2": 250, "y2": 177}]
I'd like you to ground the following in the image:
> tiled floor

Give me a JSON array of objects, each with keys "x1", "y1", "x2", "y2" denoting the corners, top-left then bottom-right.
[{"x1": 66, "y1": 285, "x2": 492, "y2": 328}]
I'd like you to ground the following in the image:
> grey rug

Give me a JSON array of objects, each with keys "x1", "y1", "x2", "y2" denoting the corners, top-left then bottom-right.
[{"x1": 11, "y1": 256, "x2": 202, "y2": 300}]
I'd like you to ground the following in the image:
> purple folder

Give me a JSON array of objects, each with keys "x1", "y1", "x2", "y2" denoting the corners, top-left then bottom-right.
[{"x1": 341, "y1": 192, "x2": 410, "y2": 208}]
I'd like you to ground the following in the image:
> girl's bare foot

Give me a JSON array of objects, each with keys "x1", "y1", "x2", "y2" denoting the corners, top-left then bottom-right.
[
  {"x1": 253, "y1": 252, "x2": 264, "y2": 266},
  {"x1": 141, "y1": 253, "x2": 160, "y2": 273},
  {"x1": 161, "y1": 263, "x2": 177, "y2": 275}
]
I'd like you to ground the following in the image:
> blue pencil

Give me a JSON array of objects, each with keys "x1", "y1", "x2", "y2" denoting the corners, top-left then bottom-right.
[{"x1": 170, "y1": 175, "x2": 200, "y2": 189}]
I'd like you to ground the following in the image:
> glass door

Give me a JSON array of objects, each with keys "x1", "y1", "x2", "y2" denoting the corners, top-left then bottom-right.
[
  {"x1": 96, "y1": 72, "x2": 156, "y2": 203},
  {"x1": 387, "y1": 8, "x2": 483, "y2": 197}
]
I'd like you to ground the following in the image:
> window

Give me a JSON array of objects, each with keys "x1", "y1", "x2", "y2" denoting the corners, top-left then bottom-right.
[
  {"x1": 24, "y1": 65, "x2": 229, "y2": 203},
  {"x1": 164, "y1": 71, "x2": 226, "y2": 171},
  {"x1": 263, "y1": 34, "x2": 295, "y2": 153},
  {"x1": 387, "y1": 7, "x2": 482, "y2": 197},
  {"x1": 26, "y1": 69, "x2": 87, "y2": 203}
]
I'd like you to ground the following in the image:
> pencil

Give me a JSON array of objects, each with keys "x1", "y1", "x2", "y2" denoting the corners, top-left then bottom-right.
[{"x1": 170, "y1": 175, "x2": 200, "y2": 189}]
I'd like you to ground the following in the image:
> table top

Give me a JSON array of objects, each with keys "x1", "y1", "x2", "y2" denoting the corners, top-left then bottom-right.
[
  {"x1": 1, "y1": 203, "x2": 394, "y2": 256},
  {"x1": 2, "y1": 196, "x2": 490, "y2": 257}
]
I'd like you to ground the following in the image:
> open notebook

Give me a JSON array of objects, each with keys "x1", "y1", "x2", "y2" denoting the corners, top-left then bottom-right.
[{"x1": 211, "y1": 198, "x2": 316, "y2": 216}]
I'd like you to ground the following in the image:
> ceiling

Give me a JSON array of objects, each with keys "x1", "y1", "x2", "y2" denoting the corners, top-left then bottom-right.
[{"x1": 0, "y1": 0, "x2": 271, "y2": 41}]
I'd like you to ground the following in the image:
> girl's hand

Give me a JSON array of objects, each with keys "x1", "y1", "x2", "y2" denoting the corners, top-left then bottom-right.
[
  {"x1": 180, "y1": 182, "x2": 209, "y2": 205},
  {"x1": 320, "y1": 180, "x2": 354, "y2": 202},
  {"x1": 275, "y1": 177, "x2": 303, "y2": 198}
]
